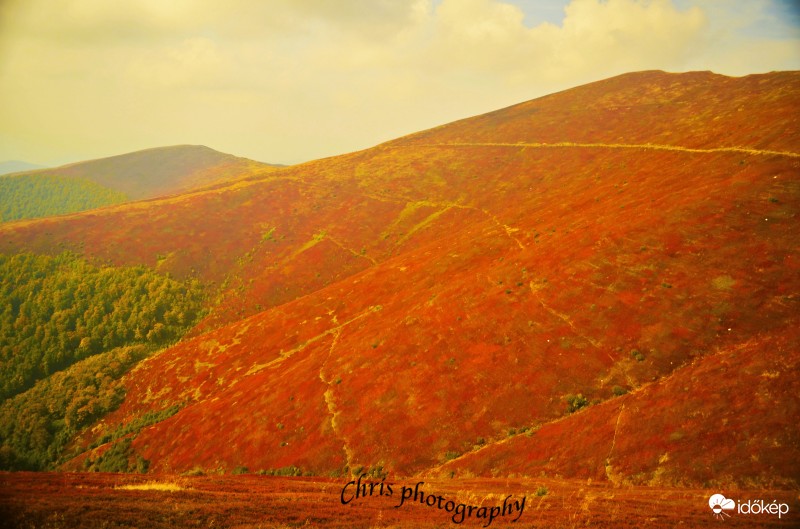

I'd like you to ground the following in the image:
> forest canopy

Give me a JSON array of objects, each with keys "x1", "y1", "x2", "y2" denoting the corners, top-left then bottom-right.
[
  {"x1": 0, "y1": 345, "x2": 148, "y2": 471},
  {"x1": 0, "y1": 251, "x2": 207, "y2": 401},
  {"x1": 0, "y1": 251, "x2": 208, "y2": 470},
  {"x1": 0, "y1": 174, "x2": 128, "y2": 222}
]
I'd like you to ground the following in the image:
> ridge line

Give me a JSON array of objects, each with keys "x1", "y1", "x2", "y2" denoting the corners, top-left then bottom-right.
[{"x1": 400, "y1": 142, "x2": 800, "y2": 158}]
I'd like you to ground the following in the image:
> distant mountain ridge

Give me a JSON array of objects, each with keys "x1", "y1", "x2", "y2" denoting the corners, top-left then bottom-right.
[
  {"x1": 0, "y1": 160, "x2": 46, "y2": 175},
  {"x1": 0, "y1": 145, "x2": 280, "y2": 223},
  {"x1": 11, "y1": 144, "x2": 278, "y2": 200}
]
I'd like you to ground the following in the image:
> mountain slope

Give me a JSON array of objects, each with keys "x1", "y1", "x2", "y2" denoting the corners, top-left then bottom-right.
[
  {"x1": 429, "y1": 326, "x2": 799, "y2": 488},
  {"x1": 0, "y1": 71, "x2": 798, "y2": 486},
  {"x1": 392, "y1": 70, "x2": 800, "y2": 152}
]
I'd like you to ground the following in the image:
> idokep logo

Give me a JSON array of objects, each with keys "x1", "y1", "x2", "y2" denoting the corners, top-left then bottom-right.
[
  {"x1": 709, "y1": 493, "x2": 790, "y2": 521},
  {"x1": 709, "y1": 494, "x2": 735, "y2": 520}
]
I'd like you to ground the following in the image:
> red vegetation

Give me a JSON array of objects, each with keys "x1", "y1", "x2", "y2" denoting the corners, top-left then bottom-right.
[
  {"x1": 433, "y1": 327, "x2": 800, "y2": 488},
  {"x1": 393, "y1": 70, "x2": 800, "y2": 153},
  {"x1": 2, "y1": 472, "x2": 798, "y2": 528},
  {"x1": 1, "y1": 71, "x2": 799, "y2": 490}
]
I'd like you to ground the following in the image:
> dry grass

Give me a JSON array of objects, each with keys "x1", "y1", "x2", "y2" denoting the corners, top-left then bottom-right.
[{"x1": 115, "y1": 480, "x2": 185, "y2": 492}]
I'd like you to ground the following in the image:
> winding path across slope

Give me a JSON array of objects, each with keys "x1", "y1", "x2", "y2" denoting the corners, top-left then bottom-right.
[{"x1": 405, "y1": 142, "x2": 800, "y2": 158}]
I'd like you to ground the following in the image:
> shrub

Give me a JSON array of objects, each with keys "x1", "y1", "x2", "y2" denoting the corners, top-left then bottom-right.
[
  {"x1": 273, "y1": 465, "x2": 302, "y2": 477},
  {"x1": 135, "y1": 456, "x2": 150, "y2": 474},
  {"x1": 563, "y1": 393, "x2": 589, "y2": 413},
  {"x1": 367, "y1": 465, "x2": 387, "y2": 479},
  {"x1": 84, "y1": 438, "x2": 146, "y2": 473}
]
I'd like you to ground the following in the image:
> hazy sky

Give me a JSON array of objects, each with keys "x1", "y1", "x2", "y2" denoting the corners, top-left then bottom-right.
[{"x1": 0, "y1": 0, "x2": 798, "y2": 166}]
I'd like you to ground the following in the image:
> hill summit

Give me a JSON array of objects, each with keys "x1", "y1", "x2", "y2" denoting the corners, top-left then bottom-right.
[{"x1": 11, "y1": 144, "x2": 275, "y2": 200}]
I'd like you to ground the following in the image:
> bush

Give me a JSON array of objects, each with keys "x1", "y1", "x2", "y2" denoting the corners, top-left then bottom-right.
[
  {"x1": 273, "y1": 465, "x2": 302, "y2": 477},
  {"x1": 563, "y1": 393, "x2": 589, "y2": 413},
  {"x1": 612, "y1": 385, "x2": 628, "y2": 396},
  {"x1": 85, "y1": 438, "x2": 144, "y2": 473},
  {"x1": 90, "y1": 404, "x2": 182, "y2": 450},
  {"x1": 135, "y1": 456, "x2": 150, "y2": 474}
]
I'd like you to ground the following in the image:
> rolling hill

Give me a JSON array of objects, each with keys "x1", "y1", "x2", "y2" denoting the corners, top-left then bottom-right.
[
  {"x1": 7, "y1": 144, "x2": 277, "y2": 201},
  {"x1": 0, "y1": 70, "x2": 797, "y2": 489},
  {"x1": 0, "y1": 145, "x2": 278, "y2": 223}
]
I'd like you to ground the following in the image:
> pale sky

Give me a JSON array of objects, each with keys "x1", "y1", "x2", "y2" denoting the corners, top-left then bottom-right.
[{"x1": 0, "y1": 0, "x2": 798, "y2": 166}]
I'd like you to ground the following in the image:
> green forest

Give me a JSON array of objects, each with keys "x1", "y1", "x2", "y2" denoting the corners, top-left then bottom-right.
[
  {"x1": 0, "y1": 345, "x2": 147, "y2": 471},
  {"x1": 0, "y1": 173, "x2": 128, "y2": 222},
  {"x1": 0, "y1": 252, "x2": 207, "y2": 400},
  {"x1": 0, "y1": 252, "x2": 207, "y2": 470}
]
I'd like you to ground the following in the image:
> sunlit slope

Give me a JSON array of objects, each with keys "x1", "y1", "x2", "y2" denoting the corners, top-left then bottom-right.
[
  {"x1": 430, "y1": 326, "x2": 799, "y2": 488},
  {"x1": 10, "y1": 145, "x2": 276, "y2": 200},
  {"x1": 72, "y1": 143, "x2": 797, "y2": 483},
  {"x1": 391, "y1": 70, "x2": 800, "y2": 153},
  {"x1": 1, "y1": 71, "x2": 797, "y2": 485}
]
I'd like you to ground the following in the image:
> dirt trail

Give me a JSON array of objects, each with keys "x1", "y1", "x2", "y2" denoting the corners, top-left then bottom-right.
[{"x1": 410, "y1": 142, "x2": 800, "y2": 158}]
